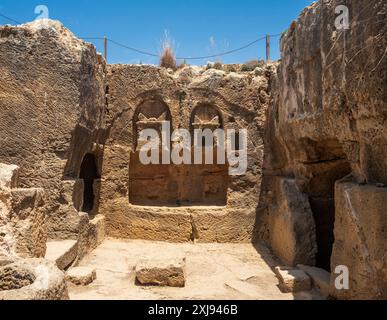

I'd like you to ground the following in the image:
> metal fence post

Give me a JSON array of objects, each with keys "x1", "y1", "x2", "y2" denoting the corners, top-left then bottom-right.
[
  {"x1": 266, "y1": 34, "x2": 270, "y2": 64},
  {"x1": 104, "y1": 36, "x2": 107, "y2": 62}
]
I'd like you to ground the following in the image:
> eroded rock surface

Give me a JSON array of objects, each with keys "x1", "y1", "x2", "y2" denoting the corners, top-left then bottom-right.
[
  {"x1": 297, "y1": 264, "x2": 331, "y2": 298},
  {"x1": 100, "y1": 63, "x2": 275, "y2": 243},
  {"x1": 66, "y1": 267, "x2": 96, "y2": 286},
  {"x1": 274, "y1": 266, "x2": 311, "y2": 293},
  {"x1": 331, "y1": 180, "x2": 387, "y2": 299},
  {"x1": 0, "y1": 20, "x2": 107, "y2": 241},
  {"x1": 0, "y1": 258, "x2": 68, "y2": 300},
  {"x1": 136, "y1": 255, "x2": 186, "y2": 288},
  {"x1": 268, "y1": 178, "x2": 317, "y2": 266},
  {"x1": 0, "y1": 163, "x2": 46, "y2": 258},
  {"x1": 265, "y1": 0, "x2": 386, "y2": 299},
  {"x1": 0, "y1": 0, "x2": 385, "y2": 300}
]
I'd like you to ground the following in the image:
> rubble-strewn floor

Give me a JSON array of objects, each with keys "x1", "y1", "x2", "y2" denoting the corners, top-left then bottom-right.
[{"x1": 68, "y1": 239, "x2": 324, "y2": 300}]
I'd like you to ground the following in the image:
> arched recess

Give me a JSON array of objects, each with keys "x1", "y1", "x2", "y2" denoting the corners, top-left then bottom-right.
[
  {"x1": 190, "y1": 103, "x2": 224, "y2": 134},
  {"x1": 132, "y1": 99, "x2": 172, "y2": 151},
  {"x1": 129, "y1": 99, "x2": 174, "y2": 206},
  {"x1": 129, "y1": 101, "x2": 229, "y2": 207},
  {"x1": 186, "y1": 103, "x2": 228, "y2": 206},
  {"x1": 79, "y1": 153, "x2": 100, "y2": 213}
]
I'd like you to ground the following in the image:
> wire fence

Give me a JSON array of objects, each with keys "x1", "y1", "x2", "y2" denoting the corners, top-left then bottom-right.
[
  {"x1": 1, "y1": 12, "x2": 283, "y2": 63},
  {"x1": 81, "y1": 34, "x2": 282, "y2": 61}
]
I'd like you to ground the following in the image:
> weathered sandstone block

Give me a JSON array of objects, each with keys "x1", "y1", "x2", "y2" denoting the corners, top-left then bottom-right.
[
  {"x1": 0, "y1": 164, "x2": 19, "y2": 190},
  {"x1": 10, "y1": 188, "x2": 44, "y2": 220},
  {"x1": 274, "y1": 266, "x2": 311, "y2": 293},
  {"x1": 88, "y1": 215, "x2": 106, "y2": 248},
  {"x1": 330, "y1": 181, "x2": 387, "y2": 300},
  {"x1": 269, "y1": 178, "x2": 317, "y2": 266},
  {"x1": 0, "y1": 259, "x2": 69, "y2": 300},
  {"x1": 76, "y1": 214, "x2": 106, "y2": 262},
  {"x1": 45, "y1": 240, "x2": 78, "y2": 271},
  {"x1": 135, "y1": 256, "x2": 186, "y2": 287},
  {"x1": 265, "y1": 0, "x2": 386, "y2": 299},
  {"x1": 0, "y1": 184, "x2": 46, "y2": 258},
  {"x1": 297, "y1": 264, "x2": 331, "y2": 297},
  {"x1": 60, "y1": 180, "x2": 84, "y2": 212},
  {"x1": 66, "y1": 267, "x2": 96, "y2": 286}
]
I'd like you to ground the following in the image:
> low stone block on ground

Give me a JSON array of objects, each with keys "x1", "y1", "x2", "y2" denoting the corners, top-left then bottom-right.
[
  {"x1": 45, "y1": 240, "x2": 78, "y2": 271},
  {"x1": 297, "y1": 264, "x2": 331, "y2": 297},
  {"x1": 76, "y1": 214, "x2": 106, "y2": 262},
  {"x1": 275, "y1": 266, "x2": 311, "y2": 293},
  {"x1": 135, "y1": 255, "x2": 186, "y2": 288},
  {"x1": 66, "y1": 267, "x2": 96, "y2": 286}
]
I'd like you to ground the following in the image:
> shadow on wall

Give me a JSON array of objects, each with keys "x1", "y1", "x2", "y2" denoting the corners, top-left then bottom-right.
[
  {"x1": 255, "y1": 114, "x2": 352, "y2": 273},
  {"x1": 300, "y1": 139, "x2": 351, "y2": 272},
  {"x1": 79, "y1": 153, "x2": 100, "y2": 213}
]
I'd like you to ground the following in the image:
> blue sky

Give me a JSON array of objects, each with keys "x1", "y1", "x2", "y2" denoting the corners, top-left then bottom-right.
[{"x1": 0, "y1": 0, "x2": 313, "y2": 65}]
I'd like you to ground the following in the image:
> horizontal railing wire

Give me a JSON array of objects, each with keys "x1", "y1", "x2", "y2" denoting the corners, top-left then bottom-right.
[
  {"x1": 0, "y1": 12, "x2": 22, "y2": 24},
  {"x1": 80, "y1": 34, "x2": 282, "y2": 61},
  {"x1": 1, "y1": 11, "x2": 283, "y2": 61}
]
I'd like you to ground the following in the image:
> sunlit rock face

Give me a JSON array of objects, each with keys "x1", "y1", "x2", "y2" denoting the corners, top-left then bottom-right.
[
  {"x1": 0, "y1": 0, "x2": 385, "y2": 300},
  {"x1": 265, "y1": 0, "x2": 386, "y2": 299},
  {"x1": 100, "y1": 63, "x2": 274, "y2": 243},
  {"x1": 0, "y1": 20, "x2": 107, "y2": 240}
]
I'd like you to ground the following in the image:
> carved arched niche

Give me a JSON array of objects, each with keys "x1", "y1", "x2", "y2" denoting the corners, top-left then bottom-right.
[
  {"x1": 129, "y1": 99, "x2": 175, "y2": 206},
  {"x1": 132, "y1": 99, "x2": 172, "y2": 151},
  {"x1": 190, "y1": 103, "x2": 223, "y2": 133},
  {"x1": 182, "y1": 103, "x2": 228, "y2": 206},
  {"x1": 129, "y1": 101, "x2": 228, "y2": 207}
]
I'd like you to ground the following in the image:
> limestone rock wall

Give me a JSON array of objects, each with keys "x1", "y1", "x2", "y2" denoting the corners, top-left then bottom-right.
[
  {"x1": 0, "y1": 5, "x2": 385, "y2": 299},
  {"x1": 0, "y1": 20, "x2": 107, "y2": 240},
  {"x1": 265, "y1": 0, "x2": 386, "y2": 299},
  {"x1": 0, "y1": 163, "x2": 46, "y2": 259},
  {"x1": 100, "y1": 64, "x2": 274, "y2": 242}
]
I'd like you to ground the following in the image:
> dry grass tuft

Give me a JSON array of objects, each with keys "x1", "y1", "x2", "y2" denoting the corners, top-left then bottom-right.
[
  {"x1": 160, "y1": 47, "x2": 177, "y2": 70},
  {"x1": 160, "y1": 32, "x2": 177, "y2": 70}
]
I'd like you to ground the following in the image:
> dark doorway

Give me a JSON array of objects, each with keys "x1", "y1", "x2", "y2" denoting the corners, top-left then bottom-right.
[
  {"x1": 307, "y1": 159, "x2": 351, "y2": 272},
  {"x1": 309, "y1": 197, "x2": 336, "y2": 271},
  {"x1": 79, "y1": 153, "x2": 99, "y2": 213},
  {"x1": 299, "y1": 139, "x2": 351, "y2": 272}
]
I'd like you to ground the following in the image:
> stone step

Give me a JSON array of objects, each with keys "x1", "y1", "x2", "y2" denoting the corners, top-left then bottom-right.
[
  {"x1": 297, "y1": 264, "x2": 331, "y2": 297},
  {"x1": 45, "y1": 240, "x2": 78, "y2": 271},
  {"x1": 274, "y1": 266, "x2": 312, "y2": 293}
]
